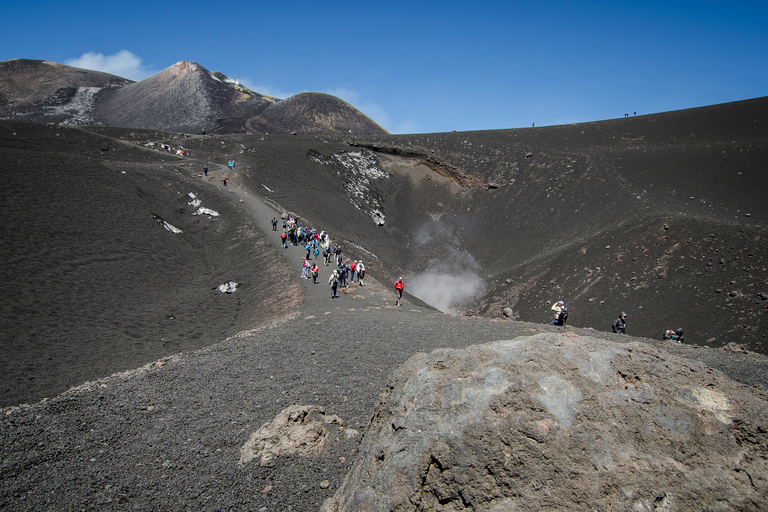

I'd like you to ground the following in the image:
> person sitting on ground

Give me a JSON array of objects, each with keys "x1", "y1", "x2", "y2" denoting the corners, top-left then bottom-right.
[
  {"x1": 550, "y1": 301, "x2": 567, "y2": 326},
  {"x1": 612, "y1": 312, "x2": 628, "y2": 334},
  {"x1": 663, "y1": 328, "x2": 684, "y2": 343}
]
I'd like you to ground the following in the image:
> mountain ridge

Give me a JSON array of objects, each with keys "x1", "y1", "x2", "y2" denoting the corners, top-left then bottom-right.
[{"x1": 0, "y1": 58, "x2": 388, "y2": 136}]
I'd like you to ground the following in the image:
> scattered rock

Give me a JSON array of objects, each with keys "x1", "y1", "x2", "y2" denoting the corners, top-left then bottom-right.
[
  {"x1": 502, "y1": 307, "x2": 514, "y2": 318},
  {"x1": 240, "y1": 405, "x2": 344, "y2": 466}
]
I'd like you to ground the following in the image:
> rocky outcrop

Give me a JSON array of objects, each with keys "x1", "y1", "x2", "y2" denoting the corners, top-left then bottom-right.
[
  {"x1": 323, "y1": 333, "x2": 768, "y2": 511},
  {"x1": 239, "y1": 405, "x2": 358, "y2": 466}
]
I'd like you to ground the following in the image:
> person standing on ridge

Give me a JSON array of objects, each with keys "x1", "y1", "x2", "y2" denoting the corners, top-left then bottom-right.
[
  {"x1": 612, "y1": 312, "x2": 628, "y2": 334},
  {"x1": 271, "y1": 218, "x2": 277, "y2": 231},
  {"x1": 550, "y1": 300, "x2": 567, "y2": 326},
  {"x1": 394, "y1": 277, "x2": 405, "y2": 307}
]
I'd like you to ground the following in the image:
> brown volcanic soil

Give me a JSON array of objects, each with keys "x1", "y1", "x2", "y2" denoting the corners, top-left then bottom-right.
[{"x1": 1, "y1": 102, "x2": 768, "y2": 510}]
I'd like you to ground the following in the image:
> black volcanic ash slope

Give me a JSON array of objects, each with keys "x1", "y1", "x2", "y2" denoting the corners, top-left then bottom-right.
[
  {"x1": 1, "y1": 96, "x2": 767, "y2": 407},
  {"x1": 0, "y1": 120, "x2": 299, "y2": 407},
  {"x1": 194, "y1": 97, "x2": 768, "y2": 353},
  {"x1": 0, "y1": 59, "x2": 132, "y2": 124},
  {"x1": 342, "y1": 97, "x2": 768, "y2": 353}
]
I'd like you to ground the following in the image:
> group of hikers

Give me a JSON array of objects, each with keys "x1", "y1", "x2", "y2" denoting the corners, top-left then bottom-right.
[
  {"x1": 550, "y1": 301, "x2": 684, "y2": 342},
  {"x1": 274, "y1": 215, "x2": 411, "y2": 303},
  {"x1": 274, "y1": 214, "x2": 409, "y2": 305}
]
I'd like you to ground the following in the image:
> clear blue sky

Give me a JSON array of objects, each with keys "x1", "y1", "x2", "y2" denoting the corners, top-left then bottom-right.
[{"x1": 3, "y1": 0, "x2": 766, "y2": 134}]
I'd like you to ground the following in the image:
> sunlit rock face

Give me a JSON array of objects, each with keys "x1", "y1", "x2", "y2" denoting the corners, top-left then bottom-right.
[{"x1": 323, "y1": 333, "x2": 768, "y2": 512}]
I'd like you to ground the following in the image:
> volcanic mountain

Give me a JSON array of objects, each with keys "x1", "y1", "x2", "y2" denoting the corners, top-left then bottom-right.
[{"x1": 0, "y1": 59, "x2": 388, "y2": 136}]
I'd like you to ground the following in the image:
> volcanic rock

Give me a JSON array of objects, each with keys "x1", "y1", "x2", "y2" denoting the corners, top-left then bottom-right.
[
  {"x1": 323, "y1": 333, "x2": 768, "y2": 511},
  {"x1": 239, "y1": 405, "x2": 347, "y2": 466}
]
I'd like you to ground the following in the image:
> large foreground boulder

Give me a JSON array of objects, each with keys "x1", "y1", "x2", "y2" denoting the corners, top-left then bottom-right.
[{"x1": 323, "y1": 333, "x2": 768, "y2": 511}]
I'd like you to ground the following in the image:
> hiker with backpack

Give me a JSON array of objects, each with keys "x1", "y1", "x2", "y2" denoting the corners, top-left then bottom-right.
[
  {"x1": 550, "y1": 300, "x2": 567, "y2": 326},
  {"x1": 329, "y1": 270, "x2": 340, "y2": 298},
  {"x1": 612, "y1": 312, "x2": 627, "y2": 334}
]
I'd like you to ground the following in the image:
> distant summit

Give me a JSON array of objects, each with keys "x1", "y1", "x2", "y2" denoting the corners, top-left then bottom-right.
[
  {"x1": 245, "y1": 92, "x2": 388, "y2": 136},
  {"x1": 0, "y1": 59, "x2": 388, "y2": 136}
]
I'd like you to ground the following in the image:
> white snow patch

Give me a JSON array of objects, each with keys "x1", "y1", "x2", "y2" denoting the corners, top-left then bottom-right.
[
  {"x1": 309, "y1": 150, "x2": 388, "y2": 225},
  {"x1": 162, "y1": 221, "x2": 183, "y2": 234},
  {"x1": 187, "y1": 192, "x2": 201, "y2": 207},
  {"x1": 45, "y1": 87, "x2": 103, "y2": 125},
  {"x1": 187, "y1": 193, "x2": 219, "y2": 217},
  {"x1": 150, "y1": 213, "x2": 183, "y2": 234},
  {"x1": 217, "y1": 281, "x2": 239, "y2": 294},
  {"x1": 192, "y1": 207, "x2": 220, "y2": 217}
]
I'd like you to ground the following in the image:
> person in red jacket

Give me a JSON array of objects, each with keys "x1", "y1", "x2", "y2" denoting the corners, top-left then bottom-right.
[
  {"x1": 310, "y1": 263, "x2": 319, "y2": 284},
  {"x1": 394, "y1": 277, "x2": 405, "y2": 307}
]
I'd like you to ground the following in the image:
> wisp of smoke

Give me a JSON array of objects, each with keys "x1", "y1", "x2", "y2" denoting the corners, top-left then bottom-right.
[
  {"x1": 409, "y1": 269, "x2": 486, "y2": 314},
  {"x1": 407, "y1": 217, "x2": 486, "y2": 314}
]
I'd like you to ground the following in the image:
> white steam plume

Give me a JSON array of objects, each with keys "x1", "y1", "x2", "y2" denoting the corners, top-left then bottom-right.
[{"x1": 407, "y1": 218, "x2": 486, "y2": 314}]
